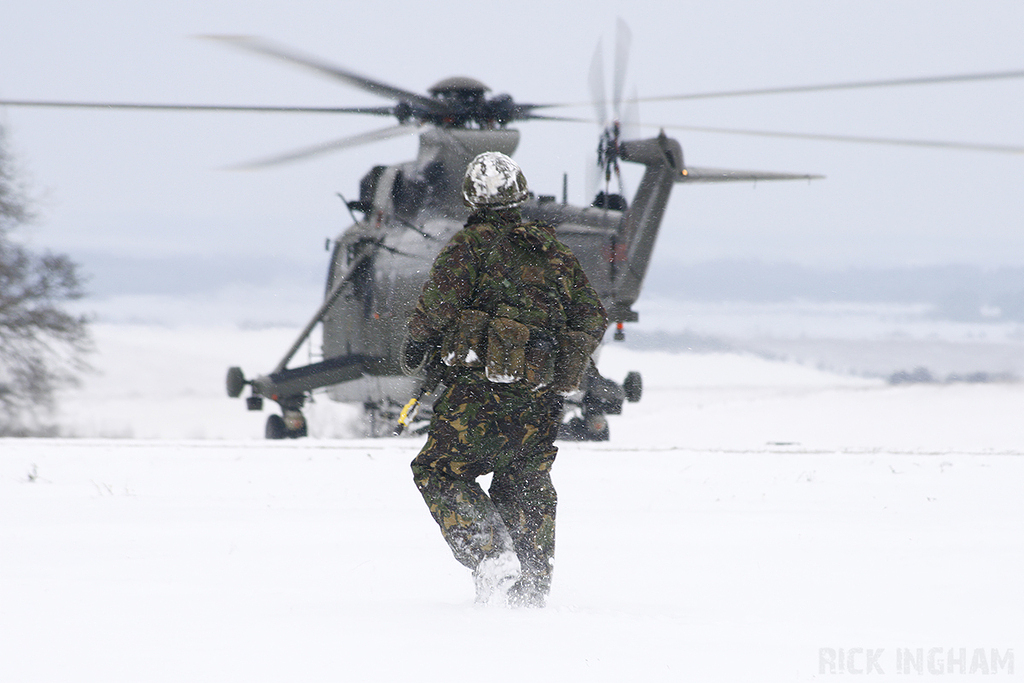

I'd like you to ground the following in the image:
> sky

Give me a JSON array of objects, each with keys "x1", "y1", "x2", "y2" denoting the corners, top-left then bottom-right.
[{"x1": 2, "y1": 0, "x2": 1023, "y2": 307}]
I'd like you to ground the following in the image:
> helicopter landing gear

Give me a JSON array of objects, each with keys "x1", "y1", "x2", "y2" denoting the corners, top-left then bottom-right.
[
  {"x1": 560, "y1": 413, "x2": 610, "y2": 442},
  {"x1": 266, "y1": 414, "x2": 286, "y2": 439},
  {"x1": 226, "y1": 366, "x2": 246, "y2": 398},
  {"x1": 265, "y1": 409, "x2": 307, "y2": 439},
  {"x1": 361, "y1": 403, "x2": 393, "y2": 438},
  {"x1": 623, "y1": 370, "x2": 643, "y2": 403},
  {"x1": 557, "y1": 366, "x2": 642, "y2": 442}
]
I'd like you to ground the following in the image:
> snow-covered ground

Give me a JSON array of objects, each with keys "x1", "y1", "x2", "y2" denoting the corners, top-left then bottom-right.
[
  {"x1": 3, "y1": 314, "x2": 1023, "y2": 681},
  {"x1": 46, "y1": 313, "x2": 1024, "y2": 450}
]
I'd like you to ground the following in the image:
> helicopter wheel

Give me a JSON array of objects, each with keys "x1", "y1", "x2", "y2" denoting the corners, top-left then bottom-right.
[
  {"x1": 559, "y1": 413, "x2": 610, "y2": 442},
  {"x1": 266, "y1": 414, "x2": 287, "y2": 440},
  {"x1": 265, "y1": 410, "x2": 308, "y2": 439},
  {"x1": 226, "y1": 366, "x2": 246, "y2": 398},
  {"x1": 586, "y1": 413, "x2": 610, "y2": 441},
  {"x1": 623, "y1": 371, "x2": 643, "y2": 403},
  {"x1": 283, "y1": 409, "x2": 307, "y2": 438}
]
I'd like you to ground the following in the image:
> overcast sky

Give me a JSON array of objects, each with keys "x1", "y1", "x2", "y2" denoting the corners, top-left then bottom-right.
[{"x1": 2, "y1": 0, "x2": 1023, "y2": 294}]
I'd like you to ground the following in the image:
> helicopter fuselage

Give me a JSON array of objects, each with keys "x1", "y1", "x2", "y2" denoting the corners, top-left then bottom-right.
[
  {"x1": 320, "y1": 128, "x2": 660, "y2": 408},
  {"x1": 234, "y1": 125, "x2": 690, "y2": 438}
]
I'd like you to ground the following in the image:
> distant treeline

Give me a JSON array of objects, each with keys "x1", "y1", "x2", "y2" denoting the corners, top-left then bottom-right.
[
  {"x1": 78, "y1": 252, "x2": 328, "y2": 297},
  {"x1": 648, "y1": 261, "x2": 1024, "y2": 322},
  {"x1": 77, "y1": 252, "x2": 1024, "y2": 324}
]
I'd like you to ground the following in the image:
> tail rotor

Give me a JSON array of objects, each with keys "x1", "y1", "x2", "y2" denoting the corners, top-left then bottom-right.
[{"x1": 588, "y1": 19, "x2": 637, "y2": 206}]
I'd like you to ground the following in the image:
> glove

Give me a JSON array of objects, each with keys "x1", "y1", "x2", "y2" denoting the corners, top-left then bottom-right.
[{"x1": 403, "y1": 337, "x2": 431, "y2": 374}]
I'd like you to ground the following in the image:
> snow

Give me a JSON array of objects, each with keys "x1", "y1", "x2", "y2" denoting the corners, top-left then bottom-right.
[
  {"x1": 3, "y1": 318, "x2": 1023, "y2": 681},
  {"x1": 466, "y1": 152, "x2": 522, "y2": 205}
]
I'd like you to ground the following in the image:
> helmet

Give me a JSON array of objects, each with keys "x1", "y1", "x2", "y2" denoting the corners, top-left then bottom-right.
[{"x1": 462, "y1": 152, "x2": 529, "y2": 208}]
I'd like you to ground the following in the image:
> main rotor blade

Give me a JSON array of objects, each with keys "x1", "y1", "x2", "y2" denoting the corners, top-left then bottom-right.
[
  {"x1": 639, "y1": 68, "x2": 1024, "y2": 103},
  {"x1": 0, "y1": 99, "x2": 396, "y2": 115},
  {"x1": 519, "y1": 112, "x2": 592, "y2": 122},
  {"x1": 553, "y1": 68, "x2": 1024, "y2": 111},
  {"x1": 656, "y1": 122, "x2": 1024, "y2": 154},
  {"x1": 199, "y1": 35, "x2": 444, "y2": 113},
  {"x1": 227, "y1": 123, "x2": 425, "y2": 170},
  {"x1": 612, "y1": 18, "x2": 632, "y2": 120}
]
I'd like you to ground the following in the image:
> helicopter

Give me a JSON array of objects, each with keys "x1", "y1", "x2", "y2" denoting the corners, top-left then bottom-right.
[
  {"x1": 198, "y1": 33, "x2": 821, "y2": 440},
  {"x1": 4, "y1": 27, "x2": 1022, "y2": 440}
]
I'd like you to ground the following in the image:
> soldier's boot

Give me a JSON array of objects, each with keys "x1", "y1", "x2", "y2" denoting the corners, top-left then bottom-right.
[
  {"x1": 473, "y1": 549, "x2": 521, "y2": 606},
  {"x1": 489, "y1": 468, "x2": 556, "y2": 608},
  {"x1": 506, "y1": 571, "x2": 550, "y2": 608},
  {"x1": 505, "y1": 552, "x2": 551, "y2": 608},
  {"x1": 473, "y1": 513, "x2": 520, "y2": 605}
]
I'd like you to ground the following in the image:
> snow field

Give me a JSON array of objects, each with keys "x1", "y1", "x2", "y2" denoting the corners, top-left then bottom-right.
[
  {"x1": 3, "y1": 321, "x2": 1023, "y2": 681},
  {"x1": 51, "y1": 323, "x2": 1024, "y2": 451},
  {"x1": 2, "y1": 440, "x2": 1020, "y2": 682}
]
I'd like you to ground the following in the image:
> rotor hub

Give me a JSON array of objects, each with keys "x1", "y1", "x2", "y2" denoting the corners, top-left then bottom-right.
[{"x1": 428, "y1": 76, "x2": 490, "y2": 101}]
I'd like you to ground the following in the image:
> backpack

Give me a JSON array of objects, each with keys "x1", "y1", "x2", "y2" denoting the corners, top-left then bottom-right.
[{"x1": 441, "y1": 221, "x2": 595, "y2": 391}]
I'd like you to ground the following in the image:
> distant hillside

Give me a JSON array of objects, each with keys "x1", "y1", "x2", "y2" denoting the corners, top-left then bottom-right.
[
  {"x1": 76, "y1": 251, "x2": 1024, "y2": 325},
  {"x1": 78, "y1": 252, "x2": 328, "y2": 297},
  {"x1": 647, "y1": 261, "x2": 1024, "y2": 322}
]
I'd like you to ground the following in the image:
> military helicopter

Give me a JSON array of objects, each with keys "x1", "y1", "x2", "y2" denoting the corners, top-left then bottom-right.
[
  {"x1": 199, "y1": 33, "x2": 822, "y2": 440},
  {"x1": 5, "y1": 27, "x2": 1022, "y2": 440}
]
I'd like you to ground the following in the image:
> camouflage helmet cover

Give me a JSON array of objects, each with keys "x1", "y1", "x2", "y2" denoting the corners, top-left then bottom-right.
[{"x1": 462, "y1": 151, "x2": 529, "y2": 208}]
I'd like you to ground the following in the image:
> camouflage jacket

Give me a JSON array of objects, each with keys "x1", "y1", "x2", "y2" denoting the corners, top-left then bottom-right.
[{"x1": 408, "y1": 207, "x2": 608, "y2": 354}]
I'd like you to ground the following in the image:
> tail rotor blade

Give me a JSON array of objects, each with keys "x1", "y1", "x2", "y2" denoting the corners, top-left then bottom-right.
[
  {"x1": 588, "y1": 38, "x2": 608, "y2": 127},
  {"x1": 621, "y1": 86, "x2": 641, "y2": 142},
  {"x1": 612, "y1": 18, "x2": 632, "y2": 121}
]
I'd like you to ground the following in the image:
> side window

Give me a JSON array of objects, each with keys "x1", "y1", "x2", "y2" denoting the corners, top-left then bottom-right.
[
  {"x1": 358, "y1": 165, "x2": 387, "y2": 211},
  {"x1": 392, "y1": 169, "x2": 428, "y2": 218}
]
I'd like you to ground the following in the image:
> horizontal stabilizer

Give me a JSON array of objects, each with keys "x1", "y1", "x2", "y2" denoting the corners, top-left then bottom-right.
[{"x1": 679, "y1": 166, "x2": 823, "y2": 183}]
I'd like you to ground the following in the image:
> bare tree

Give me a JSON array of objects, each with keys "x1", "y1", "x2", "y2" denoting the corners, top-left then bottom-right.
[{"x1": 0, "y1": 124, "x2": 91, "y2": 435}]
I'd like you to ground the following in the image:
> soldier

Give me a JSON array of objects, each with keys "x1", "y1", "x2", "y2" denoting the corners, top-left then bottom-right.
[{"x1": 404, "y1": 151, "x2": 608, "y2": 607}]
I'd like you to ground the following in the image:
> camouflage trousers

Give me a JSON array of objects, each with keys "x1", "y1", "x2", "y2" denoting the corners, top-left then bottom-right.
[{"x1": 410, "y1": 380, "x2": 563, "y2": 594}]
